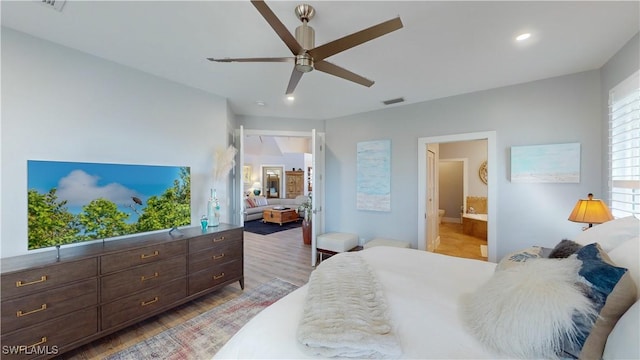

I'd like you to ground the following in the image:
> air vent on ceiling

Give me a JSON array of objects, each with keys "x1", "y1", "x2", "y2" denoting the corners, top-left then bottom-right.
[
  {"x1": 41, "y1": 0, "x2": 66, "y2": 12},
  {"x1": 382, "y1": 97, "x2": 405, "y2": 106}
]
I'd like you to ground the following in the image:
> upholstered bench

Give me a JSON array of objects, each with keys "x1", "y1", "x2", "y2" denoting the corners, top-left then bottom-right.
[
  {"x1": 363, "y1": 238, "x2": 411, "y2": 249},
  {"x1": 317, "y1": 232, "x2": 359, "y2": 262}
]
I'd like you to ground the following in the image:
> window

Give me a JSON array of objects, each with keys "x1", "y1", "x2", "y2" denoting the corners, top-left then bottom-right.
[{"x1": 608, "y1": 70, "x2": 640, "y2": 218}]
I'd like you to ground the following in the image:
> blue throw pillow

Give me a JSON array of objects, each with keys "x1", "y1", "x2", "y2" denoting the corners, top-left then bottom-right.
[{"x1": 560, "y1": 243, "x2": 637, "y2": 359}]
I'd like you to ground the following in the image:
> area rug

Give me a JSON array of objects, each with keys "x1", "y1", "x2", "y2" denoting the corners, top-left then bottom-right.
[
  {"x1": 243, "y1": 219, "x2": 302, "y2": 235},
  {"x1": 106, "y1": 278, "x2": 298, "y2": 360}
]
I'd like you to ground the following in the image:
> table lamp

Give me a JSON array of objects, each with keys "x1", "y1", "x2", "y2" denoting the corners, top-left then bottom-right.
[
  {"x1": 252, "y1": 182, "x2": 262, "y2": 196},
  {"x1": 568, "y1": 193, "x2": 614, "y2": 229}
]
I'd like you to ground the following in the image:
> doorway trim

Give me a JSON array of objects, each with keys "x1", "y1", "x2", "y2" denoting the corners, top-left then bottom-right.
[{"x1": 417, "y1": 131, "x2": 497, "y2": 262}]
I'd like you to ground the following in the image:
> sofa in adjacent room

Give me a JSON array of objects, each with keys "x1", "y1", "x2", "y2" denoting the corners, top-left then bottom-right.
[{"x1": 244, "y1": 195, "x2": 309, "y2": 222}]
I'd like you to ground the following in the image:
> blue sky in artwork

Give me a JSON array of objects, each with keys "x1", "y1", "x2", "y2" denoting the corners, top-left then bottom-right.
[
  {"x1": 28, "y1": 160, "x2": 185, "y2": 222},
  {"x1": 511, "y1": 143, "x2": 580, "y2": 175},
  {"x1": 357, "y1": 140, "x2": 391, "y2": 195}
]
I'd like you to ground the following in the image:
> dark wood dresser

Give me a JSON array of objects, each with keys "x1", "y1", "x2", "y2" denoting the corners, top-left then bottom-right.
[{"x1": 0, "y1": 224, "x2": 243, "y2": 359}]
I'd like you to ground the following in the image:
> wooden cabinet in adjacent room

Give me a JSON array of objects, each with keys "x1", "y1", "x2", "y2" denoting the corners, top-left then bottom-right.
[
  {"x1": 0, "y1": 224, "x2": 243, "y2": 360},
  {"x1": 285, "y1": 170, "x2": 304, "y2": 199}
]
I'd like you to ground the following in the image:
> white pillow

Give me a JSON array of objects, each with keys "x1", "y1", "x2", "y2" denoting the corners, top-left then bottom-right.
[
  {"x1": 608, "y1": 237, "x2": 640, "y2": 300},
  {"x1": 254, "y1": 196, "x2": 268, "y2": 206},
  {"x1": 460, "y1": 258, "x2": 596, "y2": 359},
  {"x1": 573, "y1": 216, "x2": 639, "y2": 252},
  {"x1": 603, "y1": 301, "x2": 640, "y2": 360}
]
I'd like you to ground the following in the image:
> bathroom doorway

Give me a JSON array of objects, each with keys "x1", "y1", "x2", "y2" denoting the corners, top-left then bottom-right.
[{"x1": 417, "y1": 131, "x2": 497, "y2": 262}]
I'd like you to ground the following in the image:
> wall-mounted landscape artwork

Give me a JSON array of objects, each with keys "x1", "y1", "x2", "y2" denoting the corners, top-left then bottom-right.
[
  {"x1": 357, "y1": 139, "x2": 391, "y2": 211},
  {"x1": 27, "y1": 160, "x2": 191, "y2": 250},
  {"x1": 511, "y1": 143, "x2": 581, "y2": 183}
]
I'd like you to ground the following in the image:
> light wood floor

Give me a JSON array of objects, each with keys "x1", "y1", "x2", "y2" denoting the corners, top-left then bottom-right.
[
  {"x1": 59, "y1": 229, "x2": 313, "y2": 360},
  {"x1": 60, "y1": 224, "x2": 484, "y2": 359},
  {"x1": 435, "y1": 222, "x2": 488, "y2": 261}
]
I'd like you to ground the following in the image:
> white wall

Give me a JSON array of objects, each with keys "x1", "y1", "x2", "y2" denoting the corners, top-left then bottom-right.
[
  {"x1": 1, "y1": 29, "x2": 231, "y2": 257},
  {"x1": 440, "y1": 140, "x2": 488, "y2": 198},
  {"x1": 325, "y1": 70, "x2": 604, "y2": 259}
]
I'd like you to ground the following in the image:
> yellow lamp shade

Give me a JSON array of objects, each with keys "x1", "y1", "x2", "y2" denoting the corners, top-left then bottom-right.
[{"x1": 568, "y1": 193, "x2": 614, "y2": 226}]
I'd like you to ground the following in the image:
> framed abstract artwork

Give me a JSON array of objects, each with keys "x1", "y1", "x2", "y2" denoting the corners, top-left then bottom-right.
[
  {"x1": 357, "y1": 139, "x2": 391, "y2": 211},
  {"x1": 243, "y1": 165, "x2": 252, "y2": 184},
  {"x1": 511, "y1": 143, "x2": 580, "y2": 183}
]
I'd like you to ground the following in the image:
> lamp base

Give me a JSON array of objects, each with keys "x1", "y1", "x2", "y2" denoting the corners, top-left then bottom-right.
[{"x1": 253, "y1": 189, "x2": 261, "y2": 196}]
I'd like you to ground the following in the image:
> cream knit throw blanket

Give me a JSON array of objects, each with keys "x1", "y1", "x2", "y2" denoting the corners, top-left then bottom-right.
[{"x1": 297, "y1": 252, "x2": 402, "y2": 358}]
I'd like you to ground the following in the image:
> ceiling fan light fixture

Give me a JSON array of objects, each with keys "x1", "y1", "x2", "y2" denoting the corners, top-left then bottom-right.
[{"x1": 295, "y1": 54, "x2": 314, "y2": 73}]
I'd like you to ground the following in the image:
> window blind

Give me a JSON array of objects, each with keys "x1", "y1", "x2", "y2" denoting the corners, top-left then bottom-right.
[{"x1": 608, "y1": 70, "x2": 640, "y2": 218}]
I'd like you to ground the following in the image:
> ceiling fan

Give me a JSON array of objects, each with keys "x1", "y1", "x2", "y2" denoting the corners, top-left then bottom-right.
[{"x1": 207, "y1": 0, "x2": 403, "y2": 95}]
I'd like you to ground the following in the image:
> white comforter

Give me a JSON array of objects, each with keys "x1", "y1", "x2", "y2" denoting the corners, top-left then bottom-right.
[{"x1": 214, "y1": 246, "x2": 502, "y2": 359}]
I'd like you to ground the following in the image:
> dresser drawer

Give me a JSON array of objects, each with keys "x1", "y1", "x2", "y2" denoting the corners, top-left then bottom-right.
[
  {"x1": 100, "y1": 256, "x2": 186, "y2": 303},
  {"x1": 0, "y1": 306, "x2": 97, "y2": 360},
  {"x1": 188, "y1": 260, "x2": 243, "y2": 295},
  {"x1": 101, "y1": 279, "x2": 186, "y2": 330},
  {"x1": 1, "y1": 259, "x2": 97, "y2": 300},
  {"x1": 2, "y1": 278, "x2": 97, "y2": 334},
  {"x1": 101, "y1": 240, "x2": 187, "y2": 274},
  {"x1": 189, "y1": 229, "x2": 242, "y2": 253},
  {"x1": 189, "y1": 240, "x2": 242, "y2": 273}
]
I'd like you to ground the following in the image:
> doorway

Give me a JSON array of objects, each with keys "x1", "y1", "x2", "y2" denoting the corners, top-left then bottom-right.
[
  {"x1": 417, "y1": 131, "x2": 497, "y2": 262},
  {"x1": 236, "y1": 128, "x2": 326, "y2": 266}
]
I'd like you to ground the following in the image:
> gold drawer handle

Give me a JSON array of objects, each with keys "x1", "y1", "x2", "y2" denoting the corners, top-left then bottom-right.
[
  {"x1": 212, "y1": 253, "x2": 225, "y2": 260},
  {"x1": 23, "y1": 337, "x2": 47, "y2": 350},
  {"x1": 141, "y1": 297, "x2": 158, "y2": 306},
  {"x1": 17, "y1": 304, "x2": 47, "y2": 317},
  {"x1": 140, "y1": 250, "x2": 159, "y2": 259},
  {"x1": 140, "y1": 272, "x2": 159, "y2": 282},
  {"x1": 213, "y1": 272, "x2": 225, "y2": 280},
  {"x1": 16, "y1": 276, "x2": 47, "y2": 287},
  {"x1": 213, "y1": 236, "x2": 225, "y2": 243}
]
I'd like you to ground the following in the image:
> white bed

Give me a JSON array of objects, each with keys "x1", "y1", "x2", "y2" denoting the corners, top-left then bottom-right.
[{"x1": 215, "y1": 217, "x2": 639, "y2": 359}]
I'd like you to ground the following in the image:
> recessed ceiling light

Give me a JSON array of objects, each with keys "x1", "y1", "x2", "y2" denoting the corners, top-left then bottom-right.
[
  {"x1": 516, "y1": 33, "x2": 531, "y2": 41},
  {"x1": 256, "y1": 101, "x2": 266, "y2": 107},
  {"x1": 286, "y1": 96, "x2": 295, "y2": 102}
]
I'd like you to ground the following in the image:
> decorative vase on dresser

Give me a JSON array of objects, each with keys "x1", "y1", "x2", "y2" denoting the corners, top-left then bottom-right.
[{"x1": 0, "y1": 224, "x2": 243, "y2": 359}]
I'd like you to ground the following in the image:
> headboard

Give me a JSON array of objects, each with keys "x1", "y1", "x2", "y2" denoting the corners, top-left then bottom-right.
[{"x1": 467, "y1": 196, "x2": 488, "y2": 214}]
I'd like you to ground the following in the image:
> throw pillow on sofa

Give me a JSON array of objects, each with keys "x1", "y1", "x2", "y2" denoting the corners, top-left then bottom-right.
[{"x1": 254, "y1": 196, "x2": 268, "y2": 206}]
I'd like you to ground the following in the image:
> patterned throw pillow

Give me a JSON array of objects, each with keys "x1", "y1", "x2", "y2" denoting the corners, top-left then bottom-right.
[
  {"x1": 245, "y1": 198, "x2": 256, "y2": 208},
  {"x1": 495, "y1": 246, "x2": 544, "y2": 271},
  {"x1": 561, "y1": 243, "x2": 637, "y2": 359},
  {"x1": 254, "y1": 196, "x2": 268, "y2": 206}
]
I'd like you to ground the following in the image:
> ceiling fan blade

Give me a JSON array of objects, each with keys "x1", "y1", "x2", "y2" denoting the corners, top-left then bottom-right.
[
  {"x1": 285, "y1": 67, "x2": 304, "y2": 95},
  {"x1": 307, "y1": 17, "x2": 403, "y2": 62},
  {"x1": 251, "y1": 0, "x2": 304, "y2": 56},
  {"x1": 314, "y1": 60, "x2": 374, "y2": 88},
  {"x1": 207, "y1": 57, "x2": 293, "y2": 63}
]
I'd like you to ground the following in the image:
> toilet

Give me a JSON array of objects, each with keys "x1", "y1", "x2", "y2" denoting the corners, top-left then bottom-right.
[{"x1": 438, "y1": 209, "x2": 445, "y2": 224}]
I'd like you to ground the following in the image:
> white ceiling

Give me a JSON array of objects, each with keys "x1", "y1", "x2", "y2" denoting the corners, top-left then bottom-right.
[{"x1": 2, "y1": 1, "x2": 638, "y2": 120}]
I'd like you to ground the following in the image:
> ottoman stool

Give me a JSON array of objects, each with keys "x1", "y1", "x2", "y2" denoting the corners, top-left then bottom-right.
[
  {"x1": 317, "y1": 232, "x2": 359, "y2": 262},
  {"x1": 363, "y1": 238, "x2": 411, "y2": 249}
]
